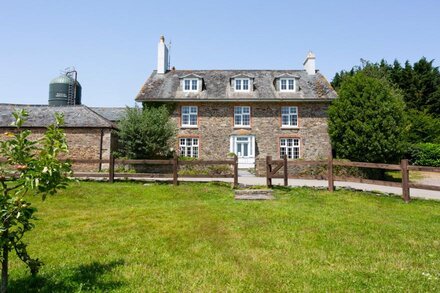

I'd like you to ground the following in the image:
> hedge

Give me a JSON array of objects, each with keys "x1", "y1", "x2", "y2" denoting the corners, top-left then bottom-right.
[{"x1": 409, "y1": 143, "x2": 440, "y2": 167}]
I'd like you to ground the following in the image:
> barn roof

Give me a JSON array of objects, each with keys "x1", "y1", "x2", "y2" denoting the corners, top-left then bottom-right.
[{"x1": 0, "y1": 104, "x2": 117, "y2": 129}]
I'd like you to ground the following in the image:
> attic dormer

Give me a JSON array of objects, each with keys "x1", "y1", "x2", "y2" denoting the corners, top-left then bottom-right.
[
  {"x1": 274, "y1": 73, "x2": 300, "y2": 92},
  {"x1": 179, "y1": 74, "x2": 203, "y2": 92},
  {"x1": 230, "y1": 74, "x2": 254, "y2": 92}
]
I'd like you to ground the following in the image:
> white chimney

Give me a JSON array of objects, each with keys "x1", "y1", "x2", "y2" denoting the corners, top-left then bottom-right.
[
  {"x1": 303, "y1": 51, "x2": 316, "y2": 75},
  {"x1": 157, "y1": 35, "x2": 169, "y2": 74}
]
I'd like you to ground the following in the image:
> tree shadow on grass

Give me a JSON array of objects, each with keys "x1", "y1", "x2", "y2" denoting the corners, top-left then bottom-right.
[{"x1": 9, "y1": 259, "x2": 125, "y2": 292}]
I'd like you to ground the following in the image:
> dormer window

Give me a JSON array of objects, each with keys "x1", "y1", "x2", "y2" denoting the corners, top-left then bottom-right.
[
  {"x1": 183, "y1": 79, "x2": 199, "y2": 92},
  {"x1": 235, "y1": 78, "x2": 250, "y2": 92},
  {"x1": 280, "y1": 78, "x2": 295, "y2": 92}
]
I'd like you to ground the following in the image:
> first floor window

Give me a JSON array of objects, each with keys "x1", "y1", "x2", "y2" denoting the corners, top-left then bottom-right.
[
  {"x1": 181, "y1": 106, "x2": 198, "y2": 127},
  {"x1": 280, "y1": 138, "x2": 300, "y2": 159},
  {"x1": 234, "y1": 106, "x2": 251, "y2": 127},
  {"x1": 179, "y1": 138, "x2": 199, "y2": 158},
  {"x1": 281, "y1": 106, "x2": 298, "y2": 127}
]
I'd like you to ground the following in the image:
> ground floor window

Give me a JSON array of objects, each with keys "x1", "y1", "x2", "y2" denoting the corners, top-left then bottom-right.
[
  {"x1": 179, "y1": 138, "x2": 199, "y2": 158},
  {"x1": 280, "y1": 138, "x2": 300, "y2": 159}
]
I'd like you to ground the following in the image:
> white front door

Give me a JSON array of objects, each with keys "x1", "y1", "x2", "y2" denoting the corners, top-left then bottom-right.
[{"x1": 230, "y1": 136, "x2": 255, "y2": 168}]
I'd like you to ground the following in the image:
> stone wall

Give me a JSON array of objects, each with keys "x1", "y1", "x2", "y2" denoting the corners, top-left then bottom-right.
[
  {"x1": 0, "y1": 127, "x2": 113, "y2": 172},
  {"x1": 170, "y1": 102, "x2": 331, "y2": 176}
]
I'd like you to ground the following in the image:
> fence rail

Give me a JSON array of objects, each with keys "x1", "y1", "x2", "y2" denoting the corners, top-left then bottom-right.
[
  {"x1": 266, "y1": 152, "x2": 440, "y2": 203},
  {"x1": 71, "y1": 155, "x2": 239, "y2": 187}
]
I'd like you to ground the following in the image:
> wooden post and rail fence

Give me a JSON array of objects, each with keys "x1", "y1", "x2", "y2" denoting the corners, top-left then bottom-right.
[
  {"x1": 35, "y1": 154, "x2": 240, "y2": 188},
  {"x1": 266, "y1": 152, "x2": 440, "y2": 203},
  {"x1": 2, "y1": 153, "x2": 440, "y2": 202}
]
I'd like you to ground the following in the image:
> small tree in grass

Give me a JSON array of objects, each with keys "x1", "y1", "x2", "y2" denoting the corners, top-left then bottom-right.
[
  {"x1": 0, "y1": 110, "x2": 72, "y2": 293},
  {"x1": 328, "y1": 72, "x2": 408, "y2": 165},
  {"x1": 117, "y1": 105, "x2": 176, "y2": 159}
]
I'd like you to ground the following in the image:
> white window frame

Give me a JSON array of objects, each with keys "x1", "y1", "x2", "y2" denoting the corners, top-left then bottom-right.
[
  {"x1": 280, "y1": 78, "x2": 296, "y2": 92},
  {"x1": 183, "y1": 78, "x2": 199, "y2": 92},
  {"x1": 234, "y1": 78, "x2": 250, "y2": 92},
  {"x1": 181, "y1": 106, "x2": 198, "y2": 127},
  {"x1": 179, "y1": 138, "x2": 199, "y2": 158},
  {"x1": 281, "y1": 106, "x2": 299, "y2": 128},
  {"x1": 280, "y1": 138, "x2": 300, "y2": 159},
  {"x1": 234, "y1": 106, "x2": 251, "y2": 128}
]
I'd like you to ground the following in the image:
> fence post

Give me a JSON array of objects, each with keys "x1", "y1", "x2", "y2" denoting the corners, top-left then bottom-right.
[
  {"x1": 266, "y1": 156, "x2": 272, "y2": 188},
  {"x1": 109, "y1": 154, "x2": 115, "y2": 183},
  {"x1": 173, "y1": 154, "x2": 179, "y2": 186},
  {"x1": 401, "y1": 159, "x2": 410, "y2": 202},
  {"x1": 327, "y1": 149, "x2": 334, "y2": 192},
  {"x1": 283, "y1": 155, "x2": 288, "y2": 186},
  {"x1": 233, "y1": 154, "x2": 238, "y2": 188}
]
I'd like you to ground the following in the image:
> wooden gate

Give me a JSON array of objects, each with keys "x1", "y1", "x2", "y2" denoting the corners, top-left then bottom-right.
[{"x1": 266, "y1": 155, "x2": 288, "y2": 187}]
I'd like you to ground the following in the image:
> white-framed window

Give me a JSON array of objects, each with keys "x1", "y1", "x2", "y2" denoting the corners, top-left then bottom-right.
[
  {"x1": 281, "y1": 106, "x2": 298, "y2": 127},
  {"x1": 280, "y1": 78, "x2": 295, "y2": 91},
  {"x1": 235, "y1": 78, "x2": 250, "y2": 91},
  {"x1": 280, "y1": 138, "x2": 300, "y2": 159},
  {"x1": 234, "y1": 106, "x2": 251, "y2": 127},
  {"x1": 183, "y1": 79, "x2": 199, "y2": 92},
  {"x1": 179, "y1": 138, "x2": 199, "y2": 158},
  {"x1": 181, "y1": 106, "x2": 198, "y2": 127}
]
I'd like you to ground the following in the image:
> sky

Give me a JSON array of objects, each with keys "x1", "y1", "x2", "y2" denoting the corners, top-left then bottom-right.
[{"x1": 1, "y1": 0, "x2": 439, "y2": 107}]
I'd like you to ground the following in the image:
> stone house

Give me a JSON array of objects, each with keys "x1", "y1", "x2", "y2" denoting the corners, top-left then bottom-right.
[
  {"x1": 0, "y1": 104, "x2": 125, "y2": 171},
  {"x1": 135, "y1": 37, "x2": 337, "y2": 175}
]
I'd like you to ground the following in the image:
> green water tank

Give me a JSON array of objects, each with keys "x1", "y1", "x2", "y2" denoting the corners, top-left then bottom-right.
[{"x1": 49, "y1": 75, "x2": 82, "y2": 106}]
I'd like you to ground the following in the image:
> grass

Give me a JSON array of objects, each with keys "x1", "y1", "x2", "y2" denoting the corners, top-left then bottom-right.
[
  {"x1": 8, "y1": 181, "x2": 440, "y2": 292},
  {"x1": 385, "y1": 170, "x2": 424, "y2": 181}
]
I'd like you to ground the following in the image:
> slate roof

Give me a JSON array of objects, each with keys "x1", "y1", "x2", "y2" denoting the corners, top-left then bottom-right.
[
  {"x1": 135, "y1": 70, "x2": 337, "y2": 102},
  {"x1": 0, "y1": 104, "x2": 116, "y2": 128},
  {"x1": 89, "y1": 107, "x2": 126, "y2": 122}
]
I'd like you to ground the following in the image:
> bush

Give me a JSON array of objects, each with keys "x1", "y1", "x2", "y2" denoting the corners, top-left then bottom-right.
[
  {"x1": 328, "y1": 72, "x2": 408, "y2": 164},
  {"x1": 117, "y1": 105, "x2": 177, "y2": 159},
  {"x1": 406, "y1": 110, "x2": 440, "y2": 144},
  {"x1": 409, "y1": 143, "x2": 440, "y2": 166}
]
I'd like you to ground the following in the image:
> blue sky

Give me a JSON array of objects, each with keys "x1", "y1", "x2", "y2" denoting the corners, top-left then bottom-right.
[{"x1": 1, "y1": 0, "x2": 439, "y2": 107}]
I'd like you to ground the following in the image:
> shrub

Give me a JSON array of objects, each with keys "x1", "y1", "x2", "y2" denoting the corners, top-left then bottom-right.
[
  {"x1": 328, "y1": 72, "x2": 408, "y2": 164},
  {"x1": 409, "y1": 143, "x2": 440, "y2": 166},
  {"x1": 117, "y1": 105, "x2": 177, "y2": 159},
  {"x1": 406, "y1": 110, "x2": 440, "y2": 144}
]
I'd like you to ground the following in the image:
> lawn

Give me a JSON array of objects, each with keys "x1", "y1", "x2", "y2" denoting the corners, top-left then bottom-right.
[{"x1": 8, "y1": 182, "x2": 440, "y2": 292}]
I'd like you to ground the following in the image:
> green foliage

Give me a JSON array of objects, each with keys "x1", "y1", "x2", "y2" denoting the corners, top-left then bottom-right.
[
  {"x1": 0, "y1": 110, "x2": 72, "y2": 289},
  {"x1": 328, "y1": 72, "x2": 408, "y2": 163},
  {"x1": 331, "y1": 57, "x2": 440, "y2": 144},
  {"x1": 406, "y1": 110, "x2": 440, "y2": 144},
  {"x1": 409, "y1": 143, "x2": 440, "y2": 167},
  {"x1": 142, "y1": 101, "x2": 177, "y2": 114},
  {"x1": 117, "y1": 105, "x2": 177, "y2": 159}
]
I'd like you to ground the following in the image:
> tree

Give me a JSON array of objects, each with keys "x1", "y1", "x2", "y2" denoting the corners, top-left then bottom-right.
[
  {"x1": 331, "y1": 57, "x2": 440, "y2": 144},
  {"x1": 117, "y1": 105, "x2": 177, "y2": 159},
  {"x1": 331, "y1": 57, "x2": 440, "y2": 116},
  {"x1": 328, "y1": 72, "x2": 408, "y2": 164},
  {"x1": 0, "y1": 110, "x2": 72, "y2": 293}
]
